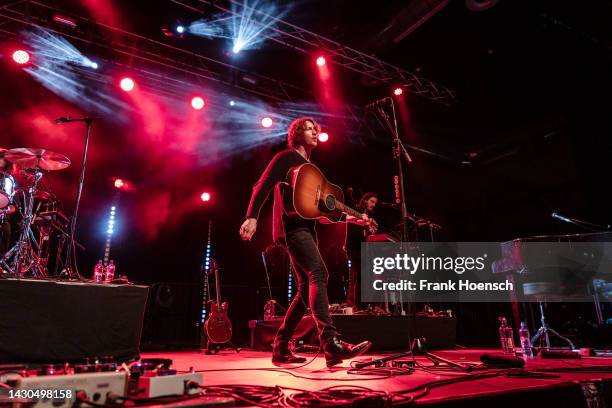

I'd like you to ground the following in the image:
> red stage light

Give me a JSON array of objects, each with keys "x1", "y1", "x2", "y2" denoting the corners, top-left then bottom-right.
[
  {"x1": 316, "y1": 56, "x2": 326, "y2": 67},
  {"x1": 200, "y1": 192, "x2": 211, "y2": 202},
  {"x1": 191, "y1": 96, "x2": 205, "y2": 110},
  {"x1": 261, "y1": 117, "x2": 273, "y2": 128},
  {"x1": 393, "y1": 87, "x2": 403, "y2": 96},
  {"x1": 12, "y1": 50, "x2": 30, "y2": 65},
  {"x1": 120, "y1": 77, "x2": 135, "y2": 92},
  {"x1": 318, "y1": 132, "x2": 329, "y2": 142},
  {"x1": 114, "y1": 179, "x2": 125, "y2": 189}
]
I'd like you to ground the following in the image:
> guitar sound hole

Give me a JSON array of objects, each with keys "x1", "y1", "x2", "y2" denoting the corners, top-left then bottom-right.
[{"x1": 324, "y1": 195, "x2": 336, "y2": 211}]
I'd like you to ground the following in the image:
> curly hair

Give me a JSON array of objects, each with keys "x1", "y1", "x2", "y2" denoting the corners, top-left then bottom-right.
[
  {"x1": 287, "y1": 117, "x2": 320, "y2": 149},
  {"x1": 357, "y1": 192, "x2": 379, "y2": 212}
]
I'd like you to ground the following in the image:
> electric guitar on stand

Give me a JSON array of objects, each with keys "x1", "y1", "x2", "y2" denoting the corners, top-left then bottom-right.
[{"x1": 204, "y1": 258, "x2": 239, "y2": 354}]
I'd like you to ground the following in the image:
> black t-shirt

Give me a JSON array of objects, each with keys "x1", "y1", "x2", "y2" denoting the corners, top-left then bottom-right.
[{"x1": 246, "y1": 149, "x2": 316, "y2": 242}]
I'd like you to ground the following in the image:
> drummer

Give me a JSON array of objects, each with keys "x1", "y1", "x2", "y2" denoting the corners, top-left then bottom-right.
[{"x1": 0, "y1": 149, "x2": 16, "y2": 257}]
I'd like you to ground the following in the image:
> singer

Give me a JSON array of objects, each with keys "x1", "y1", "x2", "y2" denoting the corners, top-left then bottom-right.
[{"x1": 239, "y1": 116, "x2": 372, "y2": 367}]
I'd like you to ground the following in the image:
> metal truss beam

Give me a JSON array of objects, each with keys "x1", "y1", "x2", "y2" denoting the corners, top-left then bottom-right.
[
  {"x1": 172, "y1": 0, "x2": 457, "y2": 106},
  {"x1": 0, "y1": 0, "x2": 311, "y2": 103}
]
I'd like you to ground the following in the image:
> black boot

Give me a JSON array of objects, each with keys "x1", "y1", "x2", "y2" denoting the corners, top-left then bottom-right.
[
  {"x1": 323, "y1": 336, "x2": 372, "y2": 367},
  {"x1": 272, "y1": 338, "x2": 307, "y2": 365}
]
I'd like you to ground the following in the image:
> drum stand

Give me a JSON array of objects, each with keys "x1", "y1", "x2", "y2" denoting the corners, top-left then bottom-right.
[
  {"x1": 531, "y1": 301, "x2": 575, "y2": 350},
  {"x1": 1, "y1": 168, "x2": 47, "y2": 277}
]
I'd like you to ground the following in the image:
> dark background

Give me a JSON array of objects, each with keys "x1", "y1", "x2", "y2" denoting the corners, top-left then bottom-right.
[{"x1": 1, "y1": 0, "x2": 611, "y2": 348}]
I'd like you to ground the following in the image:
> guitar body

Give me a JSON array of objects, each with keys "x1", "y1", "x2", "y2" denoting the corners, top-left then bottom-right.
[
  {"x1": 288, "y1": 163, "x2": 346, "y2": 223},
  {"x1": 204, "y1": 259, "x2": 233, "y2": 345},
  {"x1": 205, "y1": 301, "x2": 233, "y2": 344}
]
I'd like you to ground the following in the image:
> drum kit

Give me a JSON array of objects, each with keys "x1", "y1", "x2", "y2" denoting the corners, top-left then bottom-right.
[{"x1": 0, "y1": 147, "x2": 77, "y2": 278}]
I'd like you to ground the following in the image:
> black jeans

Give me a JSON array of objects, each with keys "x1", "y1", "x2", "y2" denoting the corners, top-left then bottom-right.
[{"x1": 276, "y1": 228, "x2": 337, "y2": 344}]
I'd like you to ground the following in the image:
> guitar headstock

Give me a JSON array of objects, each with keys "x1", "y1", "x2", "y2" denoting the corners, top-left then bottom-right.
[{"x1": 207, "y1": 257, "x2": 219, "y2": 275}]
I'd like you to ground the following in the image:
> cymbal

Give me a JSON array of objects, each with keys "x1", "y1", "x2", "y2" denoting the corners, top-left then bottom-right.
[{"x1": 5, "y1": 148, "x2": 70, "y2": 171}]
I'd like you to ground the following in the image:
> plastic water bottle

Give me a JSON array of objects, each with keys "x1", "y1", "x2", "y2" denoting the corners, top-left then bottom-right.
[
  {"x1": 498, "y1": 316, "x2": 515, "y2": 354},
  {"x1": 105, "y1": 260, "x2": 116, "y2": 282},
  {"x1": 93, "y1": 260, "x2": 104, "y2": 283},
  {"x1": 519, "y1": 322, "x2": 533, "y2": 358}
]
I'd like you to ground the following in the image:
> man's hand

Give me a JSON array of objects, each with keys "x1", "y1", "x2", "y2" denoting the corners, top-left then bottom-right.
[
  {"x1": 239, "y1": 218, "x2": 257, "y2": 241},
  {"x1": 349, "y1": 213, "x2": 378, "y2": 233}
]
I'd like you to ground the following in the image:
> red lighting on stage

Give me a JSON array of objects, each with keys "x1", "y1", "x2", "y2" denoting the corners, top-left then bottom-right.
[
  {"x1": 120, "y1": 77, "x2": 135, "y2": 92},
  {"x1": 261, "y1": 117, "x2": 273, "y2": 128},
  {"x1": 393, "y1": 87, "x2": 404, "y2": 96},
  {"x1": 316, "y1": 56, "x2": 326, "y2": 67},
  {"x1": 318, "y1": 132, "x2": 329, "y2": 142},
  {"x1": 200, "y1": 192, "x2": 211, "y2": 202},
  {"x1": 114, "y1": 179, "x2": 125, "y2": 189},
  {"x1": 191, "y1": 96, "x2": 205, "y2": 110},
  {"x1": 12, "y1": 50, "x2": 30, "y2": 65}
]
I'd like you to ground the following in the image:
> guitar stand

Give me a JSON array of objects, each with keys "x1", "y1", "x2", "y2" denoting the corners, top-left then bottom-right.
[{"x1": 204, "y1": 339, "x2": 241, "y2": 355}]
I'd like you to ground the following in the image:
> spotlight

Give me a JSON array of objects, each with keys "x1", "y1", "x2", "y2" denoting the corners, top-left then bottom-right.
[
  {"x1": 12, "y1": 50, "x2": 30, "y2": 65},
  {"x1": 261, "y1": 117, "x2": 273, "y2": 128},
  {"x1": 120, "y1": 77, "x2": 135, "y2": 92},
  {"x1": 316, "y1": 56, "x2": 326, "y2": 67},
  {"x1": 318, "y1": 132, "x2": 329, "y2": 142},
  {"x1": 91, "y1": 62, "x2": 98, "y2": 69},
  {"x1": 229, "y1": 100, "x2": 236, "y2": 107},
  {"x1": 232, "y1": 40, "x2": 244, "y2": 54},
  {"x1": 176, "y1": 25, "x2": 185, "y2": 34},
  {"x1": 200, "y1": 192, "x2": 211, "y2": 202},
  {"x1": 114, "y1": 179, "x2": 125, "y2": 189},
  {"x1": 191, "y1": 96, "x2": 205, "y2": 110},
  {"x1": 393, "y1": 87, "x2": 403, "y2": 96}
]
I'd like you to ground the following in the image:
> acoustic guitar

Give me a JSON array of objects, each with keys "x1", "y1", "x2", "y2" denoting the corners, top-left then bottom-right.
[
  {"x1": 204, "y1": 258, "x2": 233, "y2": 344},
  {"x1": 286, "y1": 162, "x2": 377, "y2": 229}
]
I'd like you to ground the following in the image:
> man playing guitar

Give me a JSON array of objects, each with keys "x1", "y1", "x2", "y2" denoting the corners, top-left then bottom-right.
[{"x1": 239, "y1": 117, "x2": 372, "y2": 367}]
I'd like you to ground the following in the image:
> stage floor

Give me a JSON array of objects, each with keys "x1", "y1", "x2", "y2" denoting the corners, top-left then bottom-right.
[{"x1": 141, "y1": 348, "x2": 612, "y2": 406}]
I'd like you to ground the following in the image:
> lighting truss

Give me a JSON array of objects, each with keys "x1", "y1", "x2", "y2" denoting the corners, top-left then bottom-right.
[
  {"x1": 171, "y1": 0, "x2": 457, "y2": 106},
  {"x1": 0, "y1": 0, "x2": 310, "y2": 103}
]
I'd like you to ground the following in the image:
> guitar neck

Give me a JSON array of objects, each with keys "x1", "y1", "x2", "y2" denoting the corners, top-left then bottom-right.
[
  {"x1": 213, "y1": 262, "x2": 221, "y2": 306},
  {"x1": 335, "y1": 201, "x2": 362, "y2": 219}
]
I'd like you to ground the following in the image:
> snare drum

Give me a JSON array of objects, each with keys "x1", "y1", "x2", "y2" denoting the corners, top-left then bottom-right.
[{"x1": 0, "y1": 173, "x2": 15, "y2": 209}]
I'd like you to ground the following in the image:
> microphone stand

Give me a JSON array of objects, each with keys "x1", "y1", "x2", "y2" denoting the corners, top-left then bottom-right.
[
  {"x1": 370, "y1": 99, "x2": 413, "y2": 316},
  {"x1": 60, "y1": 116, "x2": 101, "y2": 279}
]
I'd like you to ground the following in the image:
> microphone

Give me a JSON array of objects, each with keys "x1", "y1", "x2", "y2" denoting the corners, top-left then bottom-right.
[
  {"x1": 346, "y1": 187, "x2": 356, "y2": 204},
  {"x1": 551, "y1": 212, "x2": 571, "y2": 223},
  {"x1": 365, "y1": 97, "x2": 391, "y2": 110},
  {"x1": 480, "y1": 353, "x2": 525, "y2": 368},
  {"x1": 54, "y1": 116, "x2": 72, "y2": 123}
]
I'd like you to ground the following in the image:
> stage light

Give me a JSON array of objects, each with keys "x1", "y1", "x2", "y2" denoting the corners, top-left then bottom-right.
[
  {"x1": 176, "y1": 25, "x2": 185, "y2": 34},
  {"x1": 393, "y1": 87, "x2": 403, "y2": 96},
  {"x1": 191, "y1": 96, "x2": 205, "y2": 110},
  {"x1": 200, "y1": 192, "x2": 211, "y2": 202},
  {"x1": 120, "y1": 77, "x2": 135, "y2": 92},
  {"x1": 232, "y1": 40, "x2": 244, "y2": 54},
  {"x1": 91, "y1": 62, "x2": 98, "y2": 69},
  {"x1": 229, "y1": 100, "x2": 236, "y2": 107},
  {"x1": 318, "y1": 132, "x2": 329, "y2": 142},
  {"x1": 114, "y1": 179, "x2": 125, "y2": 189},
  {"x1": 261, "y1": 117, "x2": 273, "y2": 128},
  {"x1": 316, "y1": 56, "x2": 326, "y2": 67},
  {"x1": 12, "y1": 50, "x2": 30, "y2": 65}
]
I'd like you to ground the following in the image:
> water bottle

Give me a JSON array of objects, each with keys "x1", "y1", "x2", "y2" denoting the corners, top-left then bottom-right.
[
  {"x1": 519, "y1": 321, "x2": 533, "y2": 358},
  {"x1": 93, "y1": 260, "x2": 104, "y2": 283},
  {"x1": 105, "y1": 260, "x2": 116, "y2": 282},
  {"x1": 498, "y1": 316, "x2": 515, "y2": 354}
]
